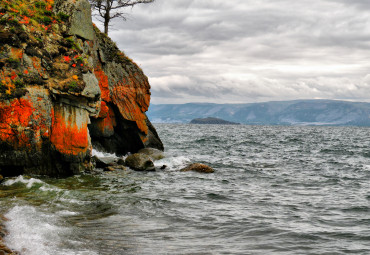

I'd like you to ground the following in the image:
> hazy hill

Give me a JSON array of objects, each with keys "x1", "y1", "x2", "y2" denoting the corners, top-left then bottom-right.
[
  {"x1": 190, "y1": 117, "x2": 240, "y2": 125},
  {"x1": 147, "y1": 100, "x2": 370, "y2": 126}
]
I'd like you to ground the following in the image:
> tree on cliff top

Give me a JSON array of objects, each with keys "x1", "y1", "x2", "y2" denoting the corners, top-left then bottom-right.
[{"x1": 89, "y1": 0, "x2": 154, "y2": 35}]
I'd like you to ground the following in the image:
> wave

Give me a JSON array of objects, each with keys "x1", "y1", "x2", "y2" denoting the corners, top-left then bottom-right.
[
  {"x1": 3, "y1": 176, "x2": 45, "y2": 188},
  {"x1": 154, "y1": 156, "x2": 191, "y2": 170},
  {"x1": 92, "y1": 149, "x2": 118, "y2": 158}
]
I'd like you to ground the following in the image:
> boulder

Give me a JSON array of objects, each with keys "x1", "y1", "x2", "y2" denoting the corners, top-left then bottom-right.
[
  {"x1": 116, "y1": 158, "x2": 126, "y2": 166},
  {"x1": 180, "y1": 163, "x2": 215, "y2": 173},
  {"x1": 125, "y1": 153, "x2": 155, "y2": 171},
  {"x1": 92, "y1": 156, "x2": 117, "y2": 168},
  {"x1": 138, "y1": 148, "x2": 165, "y2": 161}
]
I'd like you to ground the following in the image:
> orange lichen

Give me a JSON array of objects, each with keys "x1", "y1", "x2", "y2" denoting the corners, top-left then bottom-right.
[
  {"x1": 31, "y1": 56, "x2": 43, "y2": 76},
  {"x1": 112, "y1": 80, "x2": 150, "y2": 134},
  {"x1": 10, "y1": 48, "x2": 24, "y2": 60},
  {"x1": 95, "y1": 106, "x2": 116, "y2": 136},
  {"x1": 94, "y1": 67, "x2": 110, "y2": 102},
  {"x1": 63, "y1": 56, "x2": 71, "y2": 63},
  {"x1": 50, "y1": 107, "x2": 89, "y2": 156},
  {"x1": 0, "y1": 98, "x2": 34, "y2": 149},
  {"x1": 98, "y1": 101, "x2": 109, "y2": 118}
]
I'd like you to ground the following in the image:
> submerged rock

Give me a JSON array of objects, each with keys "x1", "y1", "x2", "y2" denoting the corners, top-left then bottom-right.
[
  {"x1": 180, "y1": 163, "x2": 215, "y2": 173},
  {"x1": 125, "y1": 153, "x2": 155, "y2": 171},
  {"x1": 138, "y1": 148, "x2": 165, "y2": 161},
  {"x1": 104, "y1": 165, "x2": 127, "y2": 171}
]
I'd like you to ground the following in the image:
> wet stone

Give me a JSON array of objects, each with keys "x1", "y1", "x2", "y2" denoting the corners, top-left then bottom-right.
[
  {"x1": 180, "y1": 163, "x2": 215, "y2": 173},
  {"x1": 138, "y1": 148, "x2": 165, "y2": 161},
  {"x1": 125, "y1": 153, "x2": 155, "y2": 171}
]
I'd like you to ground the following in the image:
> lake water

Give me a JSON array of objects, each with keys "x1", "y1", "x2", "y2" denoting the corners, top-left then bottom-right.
[{"x1": 1, "y1": 124, "x2": 370, "y2": 255}]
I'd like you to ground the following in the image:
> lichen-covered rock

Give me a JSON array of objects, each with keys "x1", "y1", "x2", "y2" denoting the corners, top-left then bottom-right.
[
  {"x1": 125, "y1": 153, "x2": 155, "y2": 171},
  {"x1": 89, "y1": 27, "x2": 163, "y2": 155},
  {"x1": 0, "y1": 0, "x2": 163, "y2": 176},
  {"x1": 180, "y1": 163, "x2": 215, "y2": 173}
]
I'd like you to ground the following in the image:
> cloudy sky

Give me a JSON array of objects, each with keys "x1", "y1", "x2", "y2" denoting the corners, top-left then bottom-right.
[{"x1": 96, "y1": 0, "x2": 370, "y2": 104}]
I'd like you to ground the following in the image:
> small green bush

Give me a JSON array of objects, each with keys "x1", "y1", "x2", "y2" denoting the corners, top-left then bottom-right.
[
  {"x1": 42, "y1": 16, "x2": 52, "y2": 25},
  {"x1": 14, "y1": 80, "x2": 24, "y2": 88},
  {"x1": 44, "y1": 10, "x2": 53, "y2": 16},
  {"x1": 68, "y1": 81, "x2": 79, "y2": 92},
  {"x1": 35, "y1": 1, "x2": 46, "y2": 9},
  {"x1": 57, "y1": 12, "x2": 69, "y2": 22},
  {"x1": 0, "y1": 81, "x2": 6, "y2": 94}
]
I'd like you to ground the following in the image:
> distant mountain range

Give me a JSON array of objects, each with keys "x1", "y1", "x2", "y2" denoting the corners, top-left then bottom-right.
[{"x1": 147, "y1": 100, "x2": 370, "y2": 126}]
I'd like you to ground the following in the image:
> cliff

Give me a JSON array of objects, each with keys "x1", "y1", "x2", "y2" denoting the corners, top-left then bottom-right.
[{"x1": 0, "y1": 0, "x2": 163, "y2": 176}]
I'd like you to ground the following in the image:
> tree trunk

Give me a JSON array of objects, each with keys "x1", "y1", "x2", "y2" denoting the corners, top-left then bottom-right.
[
  {"x1": 104, "y1": 20, "x2": 109, "y2": 34},
  {"x1": 104, "y1": 9, "x2": 110, "y2": 34}
]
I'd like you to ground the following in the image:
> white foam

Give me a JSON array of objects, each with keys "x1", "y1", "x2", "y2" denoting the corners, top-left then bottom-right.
[
  {"x1": 155, "y1": 156, "x2": 191, "y2": 170},
  {"x1": 92, "y1": 148, "x2": 117, "y2": 158},
  {"x1": 5, "y1": 206, "x2": 67, "y2": 255},
  {"x1": 56, "y1": 210, "x2": 79, "y2": 216},
  {"x1": 3, "y1": 176, "x2": 45, "y2": 188},
  {"x1": 4, "y1": 206, "x2": 97, "y2": 255}
]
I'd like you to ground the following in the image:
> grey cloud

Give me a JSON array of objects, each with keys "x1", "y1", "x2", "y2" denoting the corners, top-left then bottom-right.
[{"x1": 93, "y1": 0, "x2": 370, "y2": 104}]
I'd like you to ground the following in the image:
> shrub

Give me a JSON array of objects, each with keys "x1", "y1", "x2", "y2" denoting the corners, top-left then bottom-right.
[
  {"x1": 57, "y1": 12, "x2": 69, "y2": 22},
  {"x1": 14, "y1": 80, "x2": 24, "y2": 88},
  {"x1": 68, "y1": 81, "x2": 79, "y2": 92},
  {"x1": 44, "y1": 10, "x2": 53, "y2": 16},
  {"x1": 42, "y1": 16, "x2": 52, "y2": 25},
  {"x1": 35, "y1": 2, "x2": 46, "y2": 9}
]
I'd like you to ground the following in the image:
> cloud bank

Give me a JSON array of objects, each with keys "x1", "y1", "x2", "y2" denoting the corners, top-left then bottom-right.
[{"x1": 95, "y1": 0, "x2": 370, "y2": 103}]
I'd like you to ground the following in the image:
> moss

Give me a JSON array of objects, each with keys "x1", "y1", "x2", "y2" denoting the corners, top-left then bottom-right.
[
  {"x1": 44, "y1": 10, "x2": 53, "y2": 16},
  {"x1": 6, "y1": 58, "x2": 21, "y2": 68},
  {"x1": 0, "y1": 18, "x2": 7, "y2": 25},
  {"x1": 14, "y1": 79, "x2": 24, "y2": 88},
  {"x1": 42, "y1": 16, "x2": 52, "y2": 25},
  {"x1": 7, "y1": 19, "x2": 21, "y2": 27},
  {"x1": 68, "y1": 81, "x2": 79, "y2": 92},
  {"x1": 0, "y1": 81, "x2": 6, "y2": 94},
  {"x1": 34, "y1": 1, "x2": 47, "y2": 9},
  {"x1": 57, "y1": 12, "x2": 69, "y2": 22}
]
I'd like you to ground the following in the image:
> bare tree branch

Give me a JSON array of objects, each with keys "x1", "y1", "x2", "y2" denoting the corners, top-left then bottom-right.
[{"x1": 89, "y1": 0, "x2": 154, "y2": 34}]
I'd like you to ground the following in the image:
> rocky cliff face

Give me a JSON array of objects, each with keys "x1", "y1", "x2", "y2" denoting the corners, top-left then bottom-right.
[{"x1": 0, "y1": 0, "x2": 163, "y2": 176}]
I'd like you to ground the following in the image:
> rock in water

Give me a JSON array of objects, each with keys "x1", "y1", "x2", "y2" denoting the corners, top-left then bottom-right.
[
  {"x1": 125, "y1": 153, "x2": 155, "y2": 171},
  {"x1": 92, "y1": 156, "x2": 117, "y2": 168},
  {"x1": 190, "y1": 117, "x2": 240, "y2": 125},
  {"x1": 0, "y1": 0, "x2": 163, "y2": 177},
  {"x1": 181, "y1": 163, "x2": 215, "y2": 173},
  {"x1": 138, "y1": 148, "x2": 165, "y2": 160}
]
